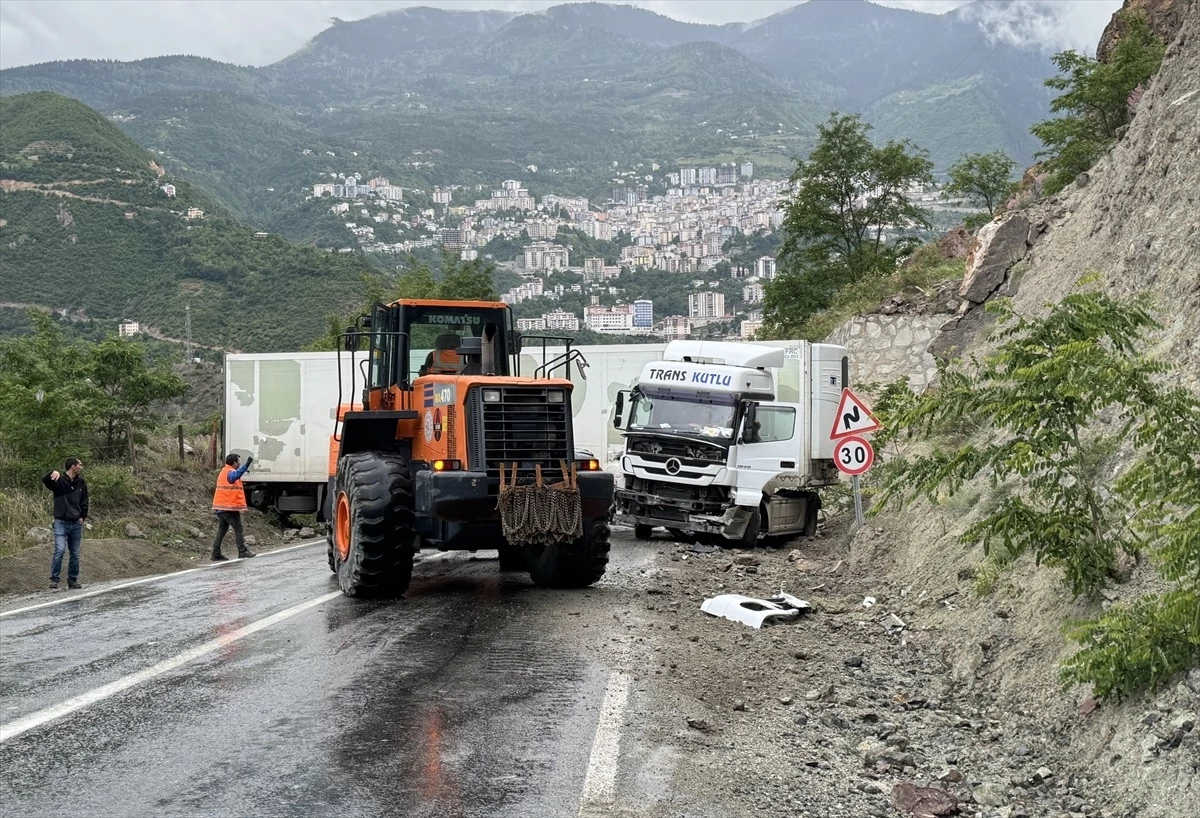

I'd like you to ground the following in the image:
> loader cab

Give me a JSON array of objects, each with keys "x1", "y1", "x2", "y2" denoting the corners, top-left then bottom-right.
[{"x1": 362, "y1": 300, "x2": 516, "y2": 408}]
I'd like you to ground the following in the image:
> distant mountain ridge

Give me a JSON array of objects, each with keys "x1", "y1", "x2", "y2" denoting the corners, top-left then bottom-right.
[
  {"x1": 0, "y1": 1, "x2": 1056, "y2": 236},
  {"x1": 0, "y1": 93, "x2": 375, "y2": 352}
]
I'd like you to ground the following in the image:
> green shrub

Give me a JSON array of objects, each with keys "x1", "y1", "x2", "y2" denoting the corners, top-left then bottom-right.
[
  {"x1": 873, "y1": 287, "x2": 1200, "y2": 701},
  {"x1": 85, "y1": 464, "x2": 140, "y2": 509}
]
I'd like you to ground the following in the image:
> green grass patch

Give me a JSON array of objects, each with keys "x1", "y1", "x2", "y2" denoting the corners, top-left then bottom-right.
[{"x1": 799, "y1": 251, "x2": 964, "y2": 341}]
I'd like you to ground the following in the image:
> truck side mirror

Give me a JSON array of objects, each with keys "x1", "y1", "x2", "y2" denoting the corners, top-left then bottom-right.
[
  {"x1": 613, "y1": 390, "x2": 629, "y2": 429},
  {"x1": 740, "y1": 402, "x2": 758, "y2": 443}
]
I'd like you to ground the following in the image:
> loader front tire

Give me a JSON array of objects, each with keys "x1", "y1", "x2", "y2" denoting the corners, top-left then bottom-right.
[
  {"x1": 526, "y1": 518, "x2": 612, "y2": 589},
  {"x1": 331, "y1": 451, "x2": 415, "y2": 598}
]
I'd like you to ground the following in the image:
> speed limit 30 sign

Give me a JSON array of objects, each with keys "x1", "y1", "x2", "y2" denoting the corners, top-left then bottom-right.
[{"x1": 834, "y1": 435, "x2": 874, "y2": 476}]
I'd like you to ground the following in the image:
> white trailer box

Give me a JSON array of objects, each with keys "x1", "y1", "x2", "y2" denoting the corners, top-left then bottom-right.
[{"x1": 224, "y1": 351, "x2": 364, "y2": 516}]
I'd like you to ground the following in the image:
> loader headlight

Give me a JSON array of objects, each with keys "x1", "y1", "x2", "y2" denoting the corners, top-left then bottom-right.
[
  {"x1": 547, "y1": 390, "x2": 565, "y2": 404},
  {"x1": 482, "y1": 389, "x2": 501, "y2": 403}
]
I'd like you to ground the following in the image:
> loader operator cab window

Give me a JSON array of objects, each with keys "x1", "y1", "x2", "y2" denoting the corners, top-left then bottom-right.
[
  {"x1": 421, "y1": 332, "x2": 466, "y2": 376},
  {"x1": 403, "y1": 306, "x2": 511, "y2": 382}
]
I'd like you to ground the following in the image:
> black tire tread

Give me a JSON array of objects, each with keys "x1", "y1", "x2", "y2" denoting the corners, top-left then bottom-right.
[
  {"x1": 334, "y1": 451, "x2": 415, "y2": 598},
  {"x1": 526, "y1": 519, "x2": 612, "y2": 589}
]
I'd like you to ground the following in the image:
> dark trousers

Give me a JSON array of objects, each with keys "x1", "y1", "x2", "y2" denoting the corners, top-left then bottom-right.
[
  {"x1": 51, "y1": 519, "x2": 83, "y2": 582},
  {"x1": 212, "y1": 511, "x2": 247, "y2": 556}
]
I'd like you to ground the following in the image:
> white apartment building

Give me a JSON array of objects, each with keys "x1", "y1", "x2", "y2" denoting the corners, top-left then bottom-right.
[
  {"x1": 544, "y1": 310, "x2": 580, "y2": 331},
  {"x1": 755, "y1": 256, "x2": 778, "y2": 280},
  {"x1": 523, "y1": 242, "x2": 569, "y2": 271},
  {"x1": 517, "y1": 317, "x2": 547, "y2": 331},
  {"x1": 679, "y1": 168, "x2": 698, "y2": 186},
  {"x1": 578, "y1": 219, "x2": 613, "y2": 241},
  {"x1": 658, "y1": 315, "x2": 691, "y2": 340},
  {"x1": 118, "y1": 320, "x2": 140, "y2": 337},
  {"x1": 584, "y1": 305, "x2": 635, "y2": 333},
  {"x1": 502, "y1": 279, "x2": 544, "y2": 304},
  {"x1": 742, "y1": 283, "x2": 766, "y2": 303},
  {"x1": 525, "y1": 220, "x2": 558, "y2": 240},
  {"x1": 740, "y1": 319, "x2": 763, "y2": 340},
  {"x1": 698, "y1": 167, "x2": 717, "y2": 185},
  {"x1": 689, "y1": 291, "x2": 725, "y2": 319},
  {"x1": 433, "y1": 187, "x2": 453, "y2": 205}
]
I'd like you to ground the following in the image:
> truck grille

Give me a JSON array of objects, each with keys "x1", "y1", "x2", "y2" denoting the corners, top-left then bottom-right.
[{"x1": 466, "y1": 386, "x2": 574, "y2": 477}]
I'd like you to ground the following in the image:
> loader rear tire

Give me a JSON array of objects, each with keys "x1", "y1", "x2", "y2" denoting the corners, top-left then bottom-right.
[
  {"x1": 526, "y1": 518, "x2": 611, "y2": 589},
  {"x1": 331, "y1": 451, "x2": 415, "y2": 598},
  {"x1": 498, "y1": 546, "x2": 527, "y2": 572}
]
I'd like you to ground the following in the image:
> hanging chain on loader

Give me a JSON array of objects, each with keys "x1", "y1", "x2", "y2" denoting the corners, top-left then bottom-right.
[{"x1": 497, "y1": 460, "x2": 584, "y2": 545}]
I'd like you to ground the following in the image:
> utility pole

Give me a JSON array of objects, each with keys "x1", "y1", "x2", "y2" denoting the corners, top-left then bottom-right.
[{"x1": 184, "y1": 303, "x2": 193, "y2": 367}]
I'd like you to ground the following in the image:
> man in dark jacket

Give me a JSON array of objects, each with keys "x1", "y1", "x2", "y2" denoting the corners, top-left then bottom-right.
[{"x1": 43, "y1": 457, "x2": 89, "y2": 590}]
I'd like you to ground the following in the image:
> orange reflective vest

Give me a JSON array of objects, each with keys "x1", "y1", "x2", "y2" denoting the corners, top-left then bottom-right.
[{"x1": 212, "y1": 465, "x2": 248, "y2": 511}]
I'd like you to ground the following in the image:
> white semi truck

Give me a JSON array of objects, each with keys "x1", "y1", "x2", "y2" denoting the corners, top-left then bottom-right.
[{"x1": 610, "y1": 340, "x2": 848, "y2": 545}]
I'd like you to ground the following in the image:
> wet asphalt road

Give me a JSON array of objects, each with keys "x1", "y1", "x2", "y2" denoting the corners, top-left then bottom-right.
[{"x1": 0, "y1": 538, "x2": 657, "y2": 818}]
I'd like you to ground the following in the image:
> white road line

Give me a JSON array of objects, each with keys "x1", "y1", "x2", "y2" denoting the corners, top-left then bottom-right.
[
  {"x1": 0, "y1": 540, "x2": 325, "y2": 618},
  {"x1": 577, "y1": 669, "x2": 633, "y2": 813},
  {"x1": 0, "y1": 590, "x2": 343, "y2": 743}
]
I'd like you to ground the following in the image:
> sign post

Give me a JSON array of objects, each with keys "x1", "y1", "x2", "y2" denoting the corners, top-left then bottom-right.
[{"x1": 829, "y1": 388, "x2": 881, "y2": 531}]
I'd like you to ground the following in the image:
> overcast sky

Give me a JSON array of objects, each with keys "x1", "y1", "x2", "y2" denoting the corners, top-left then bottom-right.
[{"x1": 0, "y1": 0, "x2": 1120, "y2": 71}]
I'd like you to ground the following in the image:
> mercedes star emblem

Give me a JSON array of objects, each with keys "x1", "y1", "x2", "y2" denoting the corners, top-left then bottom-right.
[{"x1": 665, "y1": 457, "x2": 682, "y2": 475}]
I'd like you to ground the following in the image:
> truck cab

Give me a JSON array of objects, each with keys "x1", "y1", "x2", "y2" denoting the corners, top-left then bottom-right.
[{"x1": 612, "y1": 340, "x2": 846, "y2": 545}]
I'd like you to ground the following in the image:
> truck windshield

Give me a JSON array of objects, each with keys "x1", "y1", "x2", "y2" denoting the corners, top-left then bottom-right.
[{"x1": 628, "y1": 388, "x2": 737, "y2": 440}]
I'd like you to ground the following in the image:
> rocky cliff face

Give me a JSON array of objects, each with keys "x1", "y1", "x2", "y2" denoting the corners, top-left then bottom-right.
[
  {"x1": 1098, "y1": 0, "x2": 1188, "y2": 62},
  {"x1": 1013, "y1": 0, "x2": 1199, "y2": 387},
  {"x1": 836, "y1": 0, "x2": 1198, "y2": 392},
  {"x1": 822, "y1": 5, "x2": 1200, "y2": 817}
]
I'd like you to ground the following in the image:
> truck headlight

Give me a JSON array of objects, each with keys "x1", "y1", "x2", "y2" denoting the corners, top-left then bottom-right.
[
  {"x1": 482, "y1": 389, "x2": 501, "y2": 403},
  {"x1": 547, "y1": 390, "x2": 565, "y2": 403}
]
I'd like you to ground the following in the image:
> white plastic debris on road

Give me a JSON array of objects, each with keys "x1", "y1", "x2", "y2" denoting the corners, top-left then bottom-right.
[{"x1": 701, "y1": 590, "x2": 813, "y2": 629}]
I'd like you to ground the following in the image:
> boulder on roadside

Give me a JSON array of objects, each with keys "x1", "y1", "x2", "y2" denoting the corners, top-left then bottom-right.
[
  {"x1": 124, "y1": 522, "x2": 146, "y2": 539},
  {"x1": 25, "y1": 526, "x2": 53, "y2": 543},
  {"x1": 960, "y1": 214, "x2": 1030, "y2": 303},
  {"x1": 972, "y1": 781, "x2": 1009, "y2": 808},
  {"x1": 892, "y1": 782, "x2": 958, "y2": 816},
  {"x1": 298, "y1": 526, "x2": 316, "y2": 539}
]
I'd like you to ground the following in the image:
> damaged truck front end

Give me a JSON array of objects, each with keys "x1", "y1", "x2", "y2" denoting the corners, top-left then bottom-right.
[{"x1": 615, "y1": 431, "x2": 759, "y2": 542}]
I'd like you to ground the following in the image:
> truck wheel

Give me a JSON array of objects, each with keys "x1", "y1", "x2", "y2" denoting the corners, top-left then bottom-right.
[
  {"x1": 737, "y1": 507, "x2": 762, "y2": 549},
  {"x1": 803, "y1": 493, "x2": 820, "y2": 538},
  {"x1": 498, "y1": 546, "x2": 527, "y2": 572},
  {"x1": 634, "y1": 523, "x2": 653, "y2": 540},
  {"x1": 526, "y1": 518, "x2": 612, "y2": 588},
  {"x1": 332, "y1": 451, "x2": 416, "y2": 597}
]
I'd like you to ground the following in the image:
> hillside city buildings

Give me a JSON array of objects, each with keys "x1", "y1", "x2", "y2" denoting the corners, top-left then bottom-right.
[{"x1": 305, "y1": 161, "x2": 801, "y2": 339}]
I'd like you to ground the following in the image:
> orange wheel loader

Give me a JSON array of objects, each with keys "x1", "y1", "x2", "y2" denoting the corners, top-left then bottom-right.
[{"x1": 323, "y1": 299, "x2": 614, "y2": 597}]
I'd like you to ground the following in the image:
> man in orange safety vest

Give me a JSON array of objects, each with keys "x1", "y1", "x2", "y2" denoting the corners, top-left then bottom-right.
[{"x1": 211, "y1": 453, "x2": 255, "y2": 561}]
